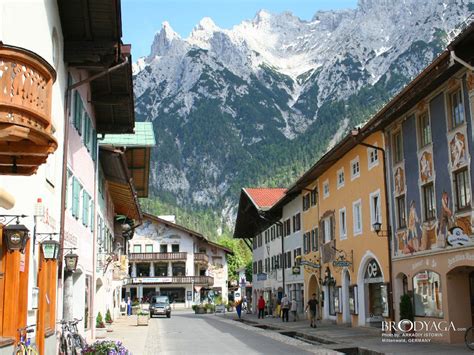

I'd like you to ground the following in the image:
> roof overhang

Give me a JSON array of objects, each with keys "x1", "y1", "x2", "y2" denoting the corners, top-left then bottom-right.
[
  {"x1": 58, "y1": 0, "x2": 135, "y2": 134},
  {"x1": 99, "y1": 147, "x2": 142, "y2": 221},
  {"x1": 233, "y1": 188, "x2": 282, "y2": 239}
]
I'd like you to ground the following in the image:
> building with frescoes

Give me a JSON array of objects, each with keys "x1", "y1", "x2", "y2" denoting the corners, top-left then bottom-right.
[
  {"x1": 363, "y1": 21, "x2": 474, "y2": 343},
  {"x1": 123, "y1": 213, "x2": 231, "y2": 307}
]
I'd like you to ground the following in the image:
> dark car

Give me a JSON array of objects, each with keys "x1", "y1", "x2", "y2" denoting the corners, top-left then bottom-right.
[{"x1": 149, "y1": 295, "x2": 171, "y2": 318}]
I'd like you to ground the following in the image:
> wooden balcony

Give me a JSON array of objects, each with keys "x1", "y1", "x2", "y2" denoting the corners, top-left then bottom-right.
[
  {"x1": 0, "y1": 44, "x2": 57, "y2": 175},
  {"x1": 126, "y1": 275, "x2": 214, "y2": 286},
  {"x1": 129, "y1": 252, "x2": 187, "y2": 261},
  {"x1": 194, "y1": 253, "x2": 209, "y2": 264}
]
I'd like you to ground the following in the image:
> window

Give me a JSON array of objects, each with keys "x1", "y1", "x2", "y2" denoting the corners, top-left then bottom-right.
[
  {"x1": 292, "y1": 213, "x2": 301, "y2": 232},
  {"x1": 351, "y1": 157, "x2": 360, "y2": 180},
  {"x1": 294, "y1": 248, "x2": 302, "y2": 265},
  {"x1": 160, "y1": 244, "x2": 168, "y2": 253},
  {"x1": 353, "y1": 199, "x2": 362, "y2": 236},
  {"x1": 337, "y1": 168, "x2": 345, "y2": 189},
  {"x1": 73, "y1": 91, "x2": 83, "y2": 134},
  {"x1": 454, "y1": 168, "x2": 471, "y2": 211},
  {"x1": 393, "y1": 131, "x2": 403, "y2": 164},
  {"x1": 172, "y1": 262, "x2": 185, "y2": 276},
  {"x1": 339, "y1": 208, "x2": 347, "y2": 240},
  {"x1": 286, "y1": 251, "x2": 292, "y2": 269},
  {"x1": 265, "y1": 230, "x2": 269, "y2": 244},
  {"x1": 284, "y1": 219, "x2": 291, "y2": 236},
  {"x1": 253, "y1": 238, "x2": 257, "y2": 250},
  {"x1": 422, "y1": 183, "x2": 436, "y2": 221},
  {"x1": 155, "y1": 263, "x2": 168, "y2": 276},
  {"x1": 133, "y1": 245, "x2": 142, "y2": 253},
  {"x1": 71, "y1": 177, "x2": 81, "y2": 219},
  {"x1": 145, "y1": 244, "x2": 153, "y2": 253},
  {"x1": 322, "y1": 217, "x2": 333, "y2": 243},
  {"x1": 311, "y1": 228, "x2": 319, "y2": 251},
  {"x1": 258, "y1": 260, "x2": 263, "y2": 274},
  {"x1": 258, "y1": 233, "x2": 262, "y2": 247},
  {"x1": 310, "y1": 189, "x2": 318, "y2": 206},
  {"x1": 368, "y1": 146, "x2": 379, "y2": 170},
  {"x1": 369, "y1": 190, "x2": 381, "y2": 227},
  {"x1": 449, "y1": 88, "x2": 464, "y2": 128},
  {"x1": 323, "y1": 180, "x2": 330, "y2": 199},
  {"x1": 396, "y1": 195, "x2": 407, "y2": 228},
  {"x1": 303, "y1": 232, "x2": 311, "y2": 254},
  {"x1": 303, "y1": 194, "x2": 310, "y2": 211},
  {"x1": 413, "y1": 271, "x2": 443, "y2": 318},
  {"x1": 329, "y1": 285, "x2": 336, "y2": 316},
  {"x1": 82, "y1": 191, "x2": 90, "y2": 227},
  {"x1": 418, "y1": 111, "x2": 432, "y2": 147},
  {"x1": 171, "y1": 244, "x2": 180, "y2": 252}
]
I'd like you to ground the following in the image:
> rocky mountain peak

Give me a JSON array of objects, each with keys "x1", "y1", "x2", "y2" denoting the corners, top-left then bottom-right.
[{"x1": 148, "y1": 21, "x2": 181, "y2": 59}]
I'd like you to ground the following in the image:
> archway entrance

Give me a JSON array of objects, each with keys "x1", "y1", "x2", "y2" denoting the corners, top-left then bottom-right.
[
  {"x1": 363, "y1": 259, "x2": 387, "y2": 327},
  {"x1": 342, "y1": 270, "x2": 351, "y2": 324},
  {"x1": 394, "y1": 272, "x2": 408, "y2": 322},
  {"x1": 308, "y1": 274, "x2": 320, "y2": 319},
  {"x1": 446, "y1": 266, "x2": 474, "y2": 343}
]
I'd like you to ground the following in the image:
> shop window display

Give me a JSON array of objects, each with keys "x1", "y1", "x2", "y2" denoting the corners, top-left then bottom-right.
[{"x1": 413, "y1": 271, "x2": 443, "y2": 317}]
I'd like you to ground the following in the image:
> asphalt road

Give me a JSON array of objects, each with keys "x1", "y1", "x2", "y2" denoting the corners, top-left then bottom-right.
[{"x1": 144, "y1": 311, "x2": 320, "y2": 355}]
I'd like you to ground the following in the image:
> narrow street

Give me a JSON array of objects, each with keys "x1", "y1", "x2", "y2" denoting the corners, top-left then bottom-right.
[{"x1": 109, "y1": 311, "x2": 332, "y2": 355}]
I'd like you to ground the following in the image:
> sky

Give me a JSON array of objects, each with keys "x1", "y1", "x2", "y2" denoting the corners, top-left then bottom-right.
[{"x1": 122, "y1": 0, "x2": 358, "y2": 58}]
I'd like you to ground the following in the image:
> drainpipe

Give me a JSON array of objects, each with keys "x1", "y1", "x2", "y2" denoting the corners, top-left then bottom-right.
[
  {"x1": 58, "y1": 58, "x2": 130, "y2": 326},
  {"x1": 450, "y1": 51, "x2": 474, "y2": 72}
]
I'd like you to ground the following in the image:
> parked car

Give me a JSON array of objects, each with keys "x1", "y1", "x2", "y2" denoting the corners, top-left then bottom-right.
[{"x1": 149, "y1": 295, "x2": 171, "y2": 318}]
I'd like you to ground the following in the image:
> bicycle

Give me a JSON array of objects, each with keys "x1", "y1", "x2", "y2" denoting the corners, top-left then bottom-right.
[
  {"x1": 465, "y1": 326, "x2": 474, "y2": 350},
  {"x1": 58, "y1": 318, "x2": 87, "y2": 355},
  {"x1": 13, "y1": 325, "x2": 38, "y2": 355}
]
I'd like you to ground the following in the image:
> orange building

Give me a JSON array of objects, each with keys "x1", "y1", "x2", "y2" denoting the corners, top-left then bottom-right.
[{"x1": 289, "y1": 131, "x2": 391, "y2": 327}]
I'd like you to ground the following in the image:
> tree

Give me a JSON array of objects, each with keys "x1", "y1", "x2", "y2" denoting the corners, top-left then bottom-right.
[{"x1": 217, "y1": 236, "x2": 252, "y2": 282}]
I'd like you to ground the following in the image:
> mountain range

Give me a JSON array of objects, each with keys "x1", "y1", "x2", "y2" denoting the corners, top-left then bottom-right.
[{"x1": 132, "y1": 0, "x2": 473, "y2": 235}]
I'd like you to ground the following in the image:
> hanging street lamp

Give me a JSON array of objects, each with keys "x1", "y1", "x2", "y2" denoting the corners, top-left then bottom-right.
[
  {"x1": 4, "y1": 223, "x2": 29, "y2": 253},
  {"x1": 64, "y1": 251, "x2": 79, "y2": 272},
  {"x1": 41, "y1": 237, "x2": 60, "y2": 260}
]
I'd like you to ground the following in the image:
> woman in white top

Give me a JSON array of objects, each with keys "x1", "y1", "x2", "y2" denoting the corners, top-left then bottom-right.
[{"x1": 290, "y1": 299, "x2": 299, "y2": 321}]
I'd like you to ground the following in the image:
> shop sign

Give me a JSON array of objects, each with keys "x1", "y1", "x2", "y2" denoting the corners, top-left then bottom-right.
[
  {"x1": 364, "y1": 259, "x2": 383, "y2": 284},
  {"x1": 416, "y1": 271, "x2": 429, "y2": 281},
  {"x1": 333, "y1": 260, "x2": 351, "y2": 268},
  {"x1": 257, "y1": 273, "x2": 267, "y2": 281},
  {"x1": 300, "y1": 260, "x2": 321, "y2": 268},
  {"x1": 132, "y1": 277, "x2": 172, "y2": 284},
  {"x1": 292, "y1": 266, "x2": 301, "y2": 275},
  {"x1": 447, "y1": 227, "x2": 470, "y2": 246}
]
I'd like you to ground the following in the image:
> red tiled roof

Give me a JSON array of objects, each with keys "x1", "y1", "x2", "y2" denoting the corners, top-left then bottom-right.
[{"x1": 243, "y1": 188, "x2": 287, "y2": 209}]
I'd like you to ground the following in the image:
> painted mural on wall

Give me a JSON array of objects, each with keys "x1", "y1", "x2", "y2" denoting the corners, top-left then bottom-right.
[
  {"x1": 208, "y1": 262, "x2": 225, "y2": 279},
  {"x1": 395, "y1": 191, "x2": 473, "y2": 256},
  {"x1": 135, "y1": 219, "x2": 181, "y2": 243},
  {"x1": 394, "y1": 167, "x2": 405, "y2": 195},
  {"x1": 419, "y1": 151, "x2": 433, "y2": 183},
  {"x1": 449, "y1": 132, "x2": 467, "y2": 168}
]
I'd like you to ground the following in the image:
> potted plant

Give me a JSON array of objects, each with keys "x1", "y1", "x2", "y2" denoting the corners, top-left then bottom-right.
[
  {"x1": 194, "y1": 304, "x2": 206, "y2": 314},
  {"x1": 137, "y1": 310, "x2": 149, "y2": 326},
  {"x1": 95, "y1": 312, "x2": 107, "y2": 339},
  {"x1": 131, "y1": 300, "x2": 140, "y2": 315},
  {"x1": 399, "y1": 294, "x2": 414, "y2": 332},
  {"x1": 83, "y1": 340, "x2": 130, "y2": 354},
  {"x1": 105, "y1": 309, "x2": 113, "y2": 332}
]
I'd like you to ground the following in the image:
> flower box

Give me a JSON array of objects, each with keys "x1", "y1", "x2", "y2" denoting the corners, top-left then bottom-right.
[{"x1": 137, "y1": 314, "x2": 149, "y2": 326}]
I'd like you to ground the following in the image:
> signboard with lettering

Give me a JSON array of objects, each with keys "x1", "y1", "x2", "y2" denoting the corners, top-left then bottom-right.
[
  {"x1": 300, "y1": 260, "x2": 321, "y2": 268},
  {"x1": 333, "y1": 260, "x2": 351, "y2": 268},
  {"x1": 364, "y1": 259, "x2": 383, "y2": 284},
  {"x1": 256, "y1": 273, "x2": 267, "y2": 281},
  {"x1": 447, "y1": 227, "x2": 470, "y2": 246},
  {"x1": 132, "y1": 277, "x2": 172, "y2": 284}
]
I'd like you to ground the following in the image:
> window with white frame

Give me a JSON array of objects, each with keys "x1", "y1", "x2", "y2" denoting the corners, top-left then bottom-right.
[
  {"x1": 449, "y1": 88, "x2": 464, "y2": 129},
  {"x1": 323, "y1": 180, "x2": 330, "y2": 199},
  {"x1": 353, "y1": 199, "x2": 362, "y2": 236},
  {"x1": 369, "y1": 190, "x2": 381, "y2": 228},
  {"x1": 351, "y1": 156, "x2": 360, "y2": 180},
  {"x1": 322, "y1": 217, "x2": 333, "y2": 243},
  {"x1": 339, "y1": 208, "x2": 347, "y2": 240},
  {"x1": 367, "y1": 146, "x2": 379, "y2": 170},
  {"x1": 418, "y1": 111, "x2": 432, "y2": 148},
  {"x1": 337, "y1": 168, "x2": 345, "y2": 189}
]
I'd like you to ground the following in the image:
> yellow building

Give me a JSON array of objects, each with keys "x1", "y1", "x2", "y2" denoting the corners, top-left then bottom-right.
[{"x1": 291, "y1": 131, "x2": 391, "y2": 327}]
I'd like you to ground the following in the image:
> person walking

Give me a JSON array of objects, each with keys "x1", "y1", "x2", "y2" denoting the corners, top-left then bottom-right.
[
  {"x1": 126, "y1": 297, "x2": 132, "y2": 316},
  {"x1": 290, "y1": 298, "x2": 299, "y2": 322},
  {"x1": 257, "y1": 295, "x2": 266, "y2": 319},
  {"x1": 281, "y1": 294, "x2": 289, "y2": 322},
  {"x1": 305, "y1": 293, "x2": 319, "y2": 328},
  {"x1": 275, "y1": 297, "x2": 281, "y2": 318},
  {"x1": 236, "y1": 300, "x2": 242, "y2": 319}
]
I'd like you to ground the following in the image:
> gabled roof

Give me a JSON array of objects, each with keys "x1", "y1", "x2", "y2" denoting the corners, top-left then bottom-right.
[
  {"x1": 243, "y1": 188, "x2": 287, "y2": 211},
  {"x1": 142, "y1": 213, "x2": 233, "y2": 254},
  {"x1": 233, "y1": 188, "x2": 286, "y2": 239}
]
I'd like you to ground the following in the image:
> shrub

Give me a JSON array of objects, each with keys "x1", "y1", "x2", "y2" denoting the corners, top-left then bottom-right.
[
  {"x1": 204, "y1": 303, "x2": 215, "y2": 312},
  {"x1": 96, "y1": 312, "x2": 105, "y2": 328},
  {"x1": 83, "y1": 340, "x2": 130, "y2": 354},
  {"x1": 192, "y1": 305, "x2": 198, "y2": 311},
  {"x1": 105, "y1": 309, "x2": 113, "y2": 324},
  {"x1": 399, "y1": 294, "x2": 414, "y2": 322},
  {"x1": 137, "y1": 309, "x2": 149, "y2": 316}
]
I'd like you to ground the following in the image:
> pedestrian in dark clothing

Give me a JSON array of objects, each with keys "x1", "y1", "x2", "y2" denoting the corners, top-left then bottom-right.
[
  {"x1": 258, "y1": 296, "x2": 266, "y2": 319},
  {"x1": 280, "y1": 294, "x2": 289, "y2": 322},
  {"x1": 305, "y1": 293, "x2": 319, "y2": 328},
  {"x1": 236, "y1": 300, "x2": 242, "y2": 319}
]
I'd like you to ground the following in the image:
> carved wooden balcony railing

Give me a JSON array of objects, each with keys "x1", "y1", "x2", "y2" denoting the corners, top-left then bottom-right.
[
  {"x1": 125, "y1": 275, "x2": 214, "y2": 286},
  {"x1": 0, "y1": 44, "x2": 57, "y2": 175},
  {"x1": 194, "y1": 253, "x2": 209, "y2": 264},
  {"x1": 129, "y1": 252, "x2": 187, "y2": 261}
]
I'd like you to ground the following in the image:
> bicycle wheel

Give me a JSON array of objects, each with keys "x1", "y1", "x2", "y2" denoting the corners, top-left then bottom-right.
[
  {"x1": 72, "y1": 334, "x2": 87, "y2": 353},
  {"x1": 26, "y1": 344, "x2": 39, "y2": 355},
  {"x1": 65, "y1": 334, "x2": 76, "y2": 355},
  {"x1": 465, "y1": 327, "x2": 474, "y2": 350},
  {"x1": 13, "y1": 343, "x2": 27, "y2": 355}
]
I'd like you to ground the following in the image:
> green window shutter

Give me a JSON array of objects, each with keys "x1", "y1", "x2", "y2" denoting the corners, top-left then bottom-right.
[
  {"x1": 72, "y1": 177, "x2": 80, "y2": 219},
  {"x1": 90, "y1": 202, "x2": 95, "y2": 232},
  {"x1": 82, "y1": 192, "x2": 89, "y2": 227},
  {"x1": 74, "y1": 91, "x2": 83, "y2": 135},
  {"x1": 84, "y1": 114, "x2": 90, "y2": 149},
  {"x1": 92, "y1": 129, "x2": 97, "y2": 161}
]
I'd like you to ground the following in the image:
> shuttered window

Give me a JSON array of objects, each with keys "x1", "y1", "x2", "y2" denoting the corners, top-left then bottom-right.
[
  {"x1": 72, "y1": 177, "x2": 81, "y2": 219},
  {"x1": 82, "y1": 191, "x2": 90, "y2": 227},
  {"x1": 73, "y1": 91, "x2": 83, "y2": 135}
]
